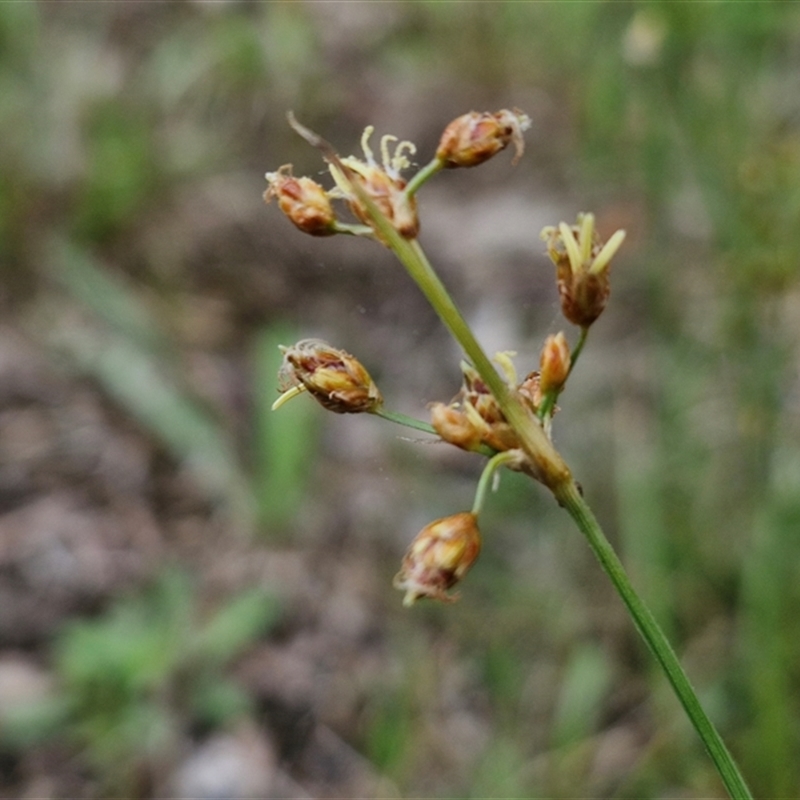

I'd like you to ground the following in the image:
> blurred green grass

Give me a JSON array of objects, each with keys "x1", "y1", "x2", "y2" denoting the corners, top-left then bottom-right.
[
  {"x1": 4, "y1": 569, "x2": 278, "y2": 797},
  {"x1": 1, "y1": 1, "x2": 800, "y2": 797}
]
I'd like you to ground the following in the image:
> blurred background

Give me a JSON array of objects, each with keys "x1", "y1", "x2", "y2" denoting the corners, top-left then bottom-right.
[{"x1": 0, "y1": 2, "x2": 799, "y2": 797}]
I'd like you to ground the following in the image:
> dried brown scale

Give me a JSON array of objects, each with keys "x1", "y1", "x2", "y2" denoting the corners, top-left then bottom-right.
[
  {"x1": 430, "y1": 403, "x2": 483, "y2": 452},
  {"x1": 479, "y1": 420, "x2": 520, "y2": 454},
  {"x1": 460, "y1": 366, "x2": 505, "y2": 423},
  {"x1": 556, "y1": 261, "x2": 611, "y2": 327},
  {"x1": 264, "y1": 166, "x2": 337, "y2": 237},
  {"x1": 517, "y1": 371, "x2": 544, "y2": 412},
  {"x1": 430, "y1": 363, "x2": 548, "y2": 461}
]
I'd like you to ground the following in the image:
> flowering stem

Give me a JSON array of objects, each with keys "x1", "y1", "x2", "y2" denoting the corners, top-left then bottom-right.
[
  {"x1": 284, "y1": 115, "x2": 565, "y2": 482},
  {"x1": 554, "y1": 480, "x2": 753, "y2": 799},
  {"x1": 472, "y1": 450, "x2": 518, "y2": 515},
  {"x1": 283, "y1": 115, "x2": 751, "y2": 797}
]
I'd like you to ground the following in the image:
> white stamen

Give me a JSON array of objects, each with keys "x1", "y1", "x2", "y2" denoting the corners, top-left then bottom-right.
[
  {"x1": 392, "y1": 140, "x2": 417, "y2": 173},
  {"x1": 380, "y1": 135, "x2": 397, "y2": 172},
  {"x1": 360, "y1": 126, "x2": 376, "y2": 165},
  {"x1": 463, "y1": 402, "x2": 490, "y2": 434}
]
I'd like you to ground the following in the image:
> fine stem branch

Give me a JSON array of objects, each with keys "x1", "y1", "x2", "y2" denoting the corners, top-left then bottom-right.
[
  {"x1": 536, "y1": 391, "x2": 558, "y2": 422},
  {"x1": 554, "y1": 480, "x2": 753, "y2": 800},
  {"x1": 372, "y1": 408, "x2": 438, "y2": 435},
  {"x1": 472, "y1": 451, "x2": 518, "y2": 515},
  {"x1": 372, "y1": 409, "x2": 497, "y2": 457},
  {"x1": 567, "y1": 326, "x2": 589, "y2": 378},
  {"x1": 405, "y1": 158, "x2": 444, "y2": 197}
]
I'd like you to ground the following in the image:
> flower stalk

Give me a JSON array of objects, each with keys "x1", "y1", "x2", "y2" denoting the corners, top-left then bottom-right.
[
  {"x1": 371, "y1": 407, "x2": 438, "y2": 436},
  {"x1": 266, "y1": 112, "x2": 753, "y2": 799},
  {"x1": 404, "y1": 158, "x2": 444, "y2": 197},
  {"x1": 472, "y1": 450, "x2": 521, "y2": 515}
]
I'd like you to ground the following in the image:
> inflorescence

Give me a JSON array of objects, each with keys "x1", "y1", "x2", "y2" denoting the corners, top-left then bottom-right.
[{"x1": 267, "y1": 109, "x2": 625, "y2": 605}]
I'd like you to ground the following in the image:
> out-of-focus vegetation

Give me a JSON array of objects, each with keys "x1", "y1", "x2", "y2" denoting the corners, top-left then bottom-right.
[
  {"x1": 5, "y1": 570, "x2": 277, "y2": 797},
  {"x1": 0, "y1": 2, "x2": 799, "y2": 798}
]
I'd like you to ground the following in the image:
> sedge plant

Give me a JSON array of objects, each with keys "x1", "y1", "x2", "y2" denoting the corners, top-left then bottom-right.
[{"x1": 265, "y1": 109, "x2": 752, "y2": 798}]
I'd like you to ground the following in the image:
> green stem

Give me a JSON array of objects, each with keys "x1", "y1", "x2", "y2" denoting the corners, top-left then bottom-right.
[
  {"x1": 555, "y1": 480, "x2": 753, "y2": 800},
  {"x1": 396, "y1": 226, "x2": 750, "y2": 797},
  {"x1": 472, "y1": 451, "x2": 518, "y2": 515},
  {"x1": 404, "y1": 240, "x2": 502, "y2": 392},
  {"x1": 567, "y1": 326, "x2": 589, "y2": 378},
  {"x1": 536, "y1": 391, "x2": 558, "y2": 422},
  {"x1": 405, "y1": 158, "x2": 445, "y2": 197}
]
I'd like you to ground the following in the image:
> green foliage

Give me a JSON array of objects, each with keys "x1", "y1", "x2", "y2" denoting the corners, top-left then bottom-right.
[
  {"x1": 4, "y1": 570, "x2": 278, "y2": 793},
  {"x1": 363, "y1": 686, "x2": 414, "y2": 775},
  {"x1": 469, "y1": 737, "x2": 533, "y2": 800},
  {"x1": 74, "y1": 99, "x2": 159, "y2": 243},
  {"x1": 48, "y1": 240, "x2": 255, "y2": 522},
  {"x1": 551, "y1": 643, "x2": 612, "y2": 749}
]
